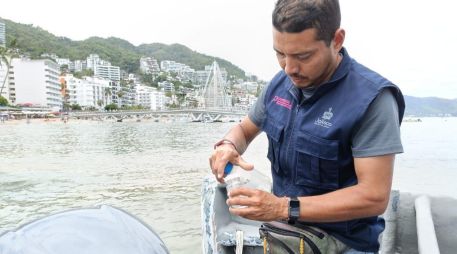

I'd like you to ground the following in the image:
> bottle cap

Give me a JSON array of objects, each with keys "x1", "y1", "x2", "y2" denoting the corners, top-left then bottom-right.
[{"x1": 224, "y1": 162, "x2": 233, "y2": 175}]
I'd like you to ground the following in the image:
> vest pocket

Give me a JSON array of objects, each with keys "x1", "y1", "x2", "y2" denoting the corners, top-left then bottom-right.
[
  {"x1": 295, "y1": 133, "x2": 340, "y2": 190},
  {"x1": 263, "y1": 120, "x2": 284, "y2": 174}
]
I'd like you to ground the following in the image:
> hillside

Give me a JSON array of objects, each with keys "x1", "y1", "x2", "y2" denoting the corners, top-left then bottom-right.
[
  {"x1": 405, "y1": 95, "x2": 457, "y2": 116},
  {"x1": 1, "y1": 18, "x2": 246, "y2": 78}
]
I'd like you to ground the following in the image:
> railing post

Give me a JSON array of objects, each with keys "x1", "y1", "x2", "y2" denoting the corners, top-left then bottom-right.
[{"x1": 415, "y1": 195, "x2": 440, "y2": 254}]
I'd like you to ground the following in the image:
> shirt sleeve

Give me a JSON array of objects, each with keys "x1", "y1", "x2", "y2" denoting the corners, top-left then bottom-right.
[
  {"x1": 351, "y1": 89, "x2": 404, "y2": 158},
  {"x1": 248, "y1": 82, "x2": 269, "y2": 128}
]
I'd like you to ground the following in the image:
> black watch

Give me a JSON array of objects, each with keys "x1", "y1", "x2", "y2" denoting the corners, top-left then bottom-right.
[{"x1": 288, "y1": 197, "x2": 300, "y2": 224}]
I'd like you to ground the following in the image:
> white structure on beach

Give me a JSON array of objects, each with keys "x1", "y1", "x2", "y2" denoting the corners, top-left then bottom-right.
[
  {"x1": 199, "y1": 61, "x2": 231, "y2": 109},
  {"x1": 195, "y1": 64, "x2": 228, "y2": 87},
  {"x1": 10, "y1": 58, "x2": 61, "y2": 109},
  {"x1": 135, "y1": 84, "x2": 166, "y2": 110},
  {"x1": 62, "y1": 74, "x2": 114, "y2": 109}
]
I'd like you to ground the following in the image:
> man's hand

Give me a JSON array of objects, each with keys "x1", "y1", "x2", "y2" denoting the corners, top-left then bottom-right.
[
  {"x1": 226, "y1": 187, "x2": 288, "y2": 221},
  {"x1": 209, "y1": 143, "x2": 253, "y2": 183},
  {"x1": 208, "y1": 117, "x2": 261, "y2": 183}
]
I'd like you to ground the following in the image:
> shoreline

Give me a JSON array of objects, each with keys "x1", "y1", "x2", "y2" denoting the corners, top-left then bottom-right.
[{"x1": 0, "y1": 117, "x2": 224, "y2": 125}]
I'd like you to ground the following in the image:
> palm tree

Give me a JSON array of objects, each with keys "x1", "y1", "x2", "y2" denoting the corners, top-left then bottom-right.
[
  {"x1": 0, "y1": 39, "x2": 17, "y2": 96},
  {"x1": 0, "y1": 47, "x2": 10, "y2": 96},
  {"x1": 104, "y1": 87, "x2": 112, "y2": 105},
  {"x1": 97, "y1": 99, "x2": 104, "y2": 108}
]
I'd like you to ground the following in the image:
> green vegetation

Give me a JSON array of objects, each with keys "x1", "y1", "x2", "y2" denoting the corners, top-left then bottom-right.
[
  {"x1": 2, "y1": 18, "x2": 247, "y2": 79},
  {"x1": 0, "y1": 95, "x2": 8, "y2": 106},
  {"x1": 70, "y1": 104, "x2": 82, "y2": 110},
  {"x1": 104, "y1": 103, "x2": 118, "y2": 111},
  {"x1": 73, "y1": 69, "x2": 93, "y2": 79},
  {"x1": 121, "y1": 105, "x2": 145, "y2": 110}
]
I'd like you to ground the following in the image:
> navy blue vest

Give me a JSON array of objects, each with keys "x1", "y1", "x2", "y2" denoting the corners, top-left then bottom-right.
[{"x1": 261, "y1": 48, "x2": 405, "y2": 252}]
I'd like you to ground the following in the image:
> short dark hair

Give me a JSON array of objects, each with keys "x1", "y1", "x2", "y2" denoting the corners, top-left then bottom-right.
[{"x1": 272, "y1": 0, "x2": 341, "y2": 46}]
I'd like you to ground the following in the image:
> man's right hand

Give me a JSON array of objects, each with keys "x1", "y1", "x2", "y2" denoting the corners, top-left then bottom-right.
[
  {"x1": 209, "y1": 117, "x2": 260, "y2": 183},
  {"x1": 209, "y1": 142, "x2": 253, "y2": 183}
]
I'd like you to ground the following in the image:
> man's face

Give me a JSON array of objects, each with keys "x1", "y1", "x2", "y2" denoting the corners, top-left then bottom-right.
[{"x1": 273, "y1": 28, "x2": 337, "y2": 88}]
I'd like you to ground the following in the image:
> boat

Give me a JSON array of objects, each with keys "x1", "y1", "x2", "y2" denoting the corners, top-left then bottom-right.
[
  {"x1": 201, "y1": 176, "x2": 457, "y2": 254},
  {"x1": 202, "y1": 177, "x2": 264, "y2": 254},
  {"x1": 0, "y1": 205, "x2": 169, "y2": 254},
  {"x1": 404, "y1": 118, "x2": 422, "y2": 122},
  {"x1": 2, "y1": 177, "x2": 456, "y2": 253}
]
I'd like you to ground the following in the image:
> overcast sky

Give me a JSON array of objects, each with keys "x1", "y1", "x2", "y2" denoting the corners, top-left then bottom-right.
[{"x1": 1, "y1": 0, "x2": 456, "y2": 99}]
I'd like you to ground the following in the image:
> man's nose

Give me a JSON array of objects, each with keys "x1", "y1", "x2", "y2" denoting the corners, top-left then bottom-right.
[{"x1": 283, "y1": 57, "x2": 299, "y2": 76}]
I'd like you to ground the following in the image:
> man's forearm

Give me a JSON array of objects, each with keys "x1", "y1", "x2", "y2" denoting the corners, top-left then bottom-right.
[
  {"x1": 294, "y1": 155, "x2": 394, "y2": 223},
  {"x1": 222, "y1": 124, "x2": 248, "y2": 154},
  {"x1": 295, "y1": 184, "x2": 390, "y2": 223},
  {"x1": 222, "y1": 117, "x2": 260, "y2": 155}
]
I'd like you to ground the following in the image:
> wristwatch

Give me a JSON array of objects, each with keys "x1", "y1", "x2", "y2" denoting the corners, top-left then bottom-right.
[{"x1": 288, "y1": 197, "x2": 300, "y2": 224}]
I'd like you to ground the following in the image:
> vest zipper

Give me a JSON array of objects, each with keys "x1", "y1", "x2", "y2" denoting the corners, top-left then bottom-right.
[{"x1": 284, "y1": 103, "x2": 300, "y2": 172}]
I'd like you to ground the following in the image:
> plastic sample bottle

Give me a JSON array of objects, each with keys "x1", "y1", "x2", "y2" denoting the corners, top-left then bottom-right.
[{"x1": 224, "y1": 162, "x2": 271, "y2": 208}]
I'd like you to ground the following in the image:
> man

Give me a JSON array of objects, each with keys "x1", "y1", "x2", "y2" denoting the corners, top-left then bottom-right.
[{"x1": 209, "y1": 0, "x2": 404, "y2": 253}]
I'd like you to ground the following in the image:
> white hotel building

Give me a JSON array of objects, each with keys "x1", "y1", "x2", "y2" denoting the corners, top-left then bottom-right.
[
  {"x1": 63, "y1": 74, "x2": 113, "y2": 109},
  {"x1": 86, "y1": 54, "x2": 120, "y2": 81},
  {"x1": 94, "y1": 64, "x2": 120, "y2": 81},
  {"x1": 135, "y1": 84, "x2": 166, "y2": 110},
  {"x1": 10, "y1": 58, "x2": 62, "y2": 109}
]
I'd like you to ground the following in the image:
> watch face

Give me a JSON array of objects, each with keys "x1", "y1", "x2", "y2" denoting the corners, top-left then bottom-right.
[
  {"x1": 290, "y1": 199, "x2": 300, "y2": 209},
  {"x1": 289, "y1": 197, "x2": 300, "y2": 219}
]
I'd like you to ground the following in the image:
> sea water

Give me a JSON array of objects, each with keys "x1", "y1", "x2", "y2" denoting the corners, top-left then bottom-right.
[{"x1": 0, "y1": 117, "x2": 456, "y2": 253}]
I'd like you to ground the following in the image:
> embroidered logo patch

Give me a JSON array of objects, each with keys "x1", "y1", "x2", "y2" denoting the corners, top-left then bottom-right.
[
  {"x1": 272, "y1": 96, "x2": 292, "y2": 110},
  {"x1": 322, "y1": 107, "x2": 333, "y2": 120},
  {"x1": 314, "y1": 107, "x2": 334, "y2": 128}
]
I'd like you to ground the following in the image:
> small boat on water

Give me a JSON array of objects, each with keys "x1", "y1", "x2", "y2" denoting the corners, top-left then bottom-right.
[
  {"x1": 1, "y1": 177, "x2": 456, "y2": 254},
  {"x1": 0, "y1": 205, "x2": 169, "y2": 254},
  {"x1": 201, "y1": 176, "x2": 457, "y2": 254},
  {"x1": 404, "y1": 118, "x2": 422, "y2": 122}
]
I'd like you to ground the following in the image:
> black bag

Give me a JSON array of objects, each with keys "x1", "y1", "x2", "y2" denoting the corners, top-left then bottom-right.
[{"x1": 259, "y1": 221, "x2": 341, "y2": 254}]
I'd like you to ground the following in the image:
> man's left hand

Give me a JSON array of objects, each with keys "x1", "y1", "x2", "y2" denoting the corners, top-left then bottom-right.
[{"x1": 227, "y1": 187, "x2": 288, "y2": 221}]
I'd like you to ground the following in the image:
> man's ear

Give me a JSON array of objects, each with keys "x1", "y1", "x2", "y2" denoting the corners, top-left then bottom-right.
[{"x1": 333, "y1": 28, "x2": 345, "y2": 52}]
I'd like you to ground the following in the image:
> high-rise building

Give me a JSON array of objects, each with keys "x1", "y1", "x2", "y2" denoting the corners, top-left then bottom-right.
[
  {"x1": 63, "y1": 74, "x2": 112, "y2": 109},
  {"x1": 94, "y1": 64, "x2": 120, "y2": 81},
  {"x1": 134, "y1": 84, "x2": 166, "y2": 110},
  {"x1": 10, "y1": 58, "x2": 62, "y2": 109},
  {"x1": 140, "y1": 57, "x2": 160, "y2": 74},
  {"x1": 73, "y1": 60, "x2": 87, "y2": 72},
  {"x1": 86, "y1": 54, "x2": 100, "y2": 70},
  {"x1": 0, "y1": 21, "x2": 5, "y2": 47}
]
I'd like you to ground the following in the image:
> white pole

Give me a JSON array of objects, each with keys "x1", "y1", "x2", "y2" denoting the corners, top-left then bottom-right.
[{"x1": 415, "y1": 195, "x2": 440, "y2": 254}]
